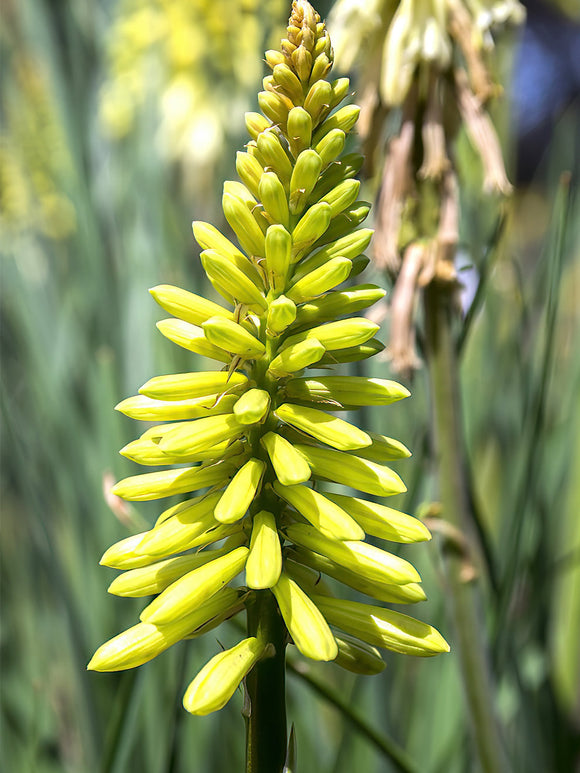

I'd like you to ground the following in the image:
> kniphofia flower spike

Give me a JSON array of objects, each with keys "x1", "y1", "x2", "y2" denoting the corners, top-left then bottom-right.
[{"x1": 89, "y1": 0, "x2": 448, "y2": 717}]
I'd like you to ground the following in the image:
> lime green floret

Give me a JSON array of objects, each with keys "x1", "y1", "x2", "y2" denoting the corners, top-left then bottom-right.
[{"x1": 89, "y1": 0, "x2": 448, "y2": 716}]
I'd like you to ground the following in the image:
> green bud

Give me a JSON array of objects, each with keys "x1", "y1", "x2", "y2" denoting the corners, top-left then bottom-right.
[
  {"x1": 314, "y1": 128, "x2": 346, "y2": 168},
  {"x1": 258, "y1": 90, "x2": 291, "y2": 127},
  {"x1": 291, "y1": 46, "x2": 312, "y2": 82},
  {"x1": 139, "y1": 370, "x2": 248, "y2": 401},
  {"x1": 314, "y1": 203, "x2": 371, "y2": 247},
  {"x1": 245, "y1": 112, "x2": 271, "y2": 140},
  {"x1": 192, "y1": 220, "x2": 246, "y2": 262},
  {"x1": 201, "y1": 250, "x2": 267, "y2": 312},
  {"x1": 317, "y1": 338, "x2": 384, "y2": 365},
  {"x1": 334, "y1": 634, "x2": 386, "y2": 675},
  {"x1": 202, "y1": 316, "x2": 265, "y2": 358},
  {"x1": 320, "y1": 179, "x2": 360, "y2": 217},
  {"x1": 233, "y1": 388, "x2": 271, "y2": 425},
  {"x1": 284, "y1": 376, "x2": 410, "y2": 407},
  {"x1": 303, "y1": 79, "x2": 332, "y2": 125},
  {"x1": 313, "y1": 104, "x2": 361, "y2": 145},
  {"x1": 257, "y1": 130, "x2": 293, "y2": 185},
  {"x1": 274, "y1": 403, "x2": 371, "y2": 451},
  {"x1": 348, "y1": 432, "x2": 412, "y2": 463},
  {"x1": 267, "y1": 295, "x2": 297, "y2": 335},
  {"x1": 273, "y1": 481, "x2": 363, "y2": 540},
  {"x1": 291, "y1": 201, "x2": 332, "y2": 254},
  {"x1": 287, "y1": 106, "x2": 312, "y2": 157},
  {"x1": 111, "y1": 462, "x2": 234, "y2": 502},
  {"x1": 329, "y1": 77, "x2": 351, "y2": 109},
  {"x1": 273, "y1": 63, "x2": 304, "y2": 104},
  {"x1": 289, "y1": 149, "x2": 323, "y2": 214},
  {"x1": 325, "y1": 493, "x2": 431, "y2": 543},
  {"x1": 260, "y1": 432, "x2": 311, "y2": 486},
  {"x1": 309, "y1": 152, "x2": 364, "y2": 201},
  {"x1": 236, "y1": 151, "x2": 264, "y2": 199},
  {"x1": 115, "y1": 393, "x2": 239, "y2": 422},
  {"x1": 286, "y1": 256, "x2": 352, "y2": 303},
  {"x1": 265, "y1": 224, "x2": 292, "y2": 292},
  {"x1": 259, "y1": 171, "x2": 290, "y2": 228},
  {"x1": 293, "y1": 284, "x2": 385, "y2": 328},
  {"x1": 294, "y1": 228, "x2": 373, "y2": 278},
  {"x1": 150, "y1": 283, "x2": 234, "y2": 327},
  {"x1": 265, "y1": 49, "x2": 286, "y2": 69},
  {"x1": 215, "y1": 459, "x2": 266, "y2": 524},
  {"x1": 268, "y1": 337, "x2": 326, "y2": 376},
  {"x1": 309, "y1": 53, "x2": 332, "y2": 84},
  {"x1": 155, "y1": 319, "x2": 230, "y2": 363},
  {"x1": 292, "y1": 444, "x2": 406, "y2": 497},
  {"x1": 158, "y1": 414, "x2": 244, "y2": 458},
  {"x1": 222, "y1": 192, "x2": 266, "y2": 259},
  {"x1": 246, "y1": 510, "x2": 282, "y2": 589},
  {"x1": 312, "y1": 596, "x2": 450, "y2": 657},
  {"x1": 272, "y1": 573, "x2": 337, "y2": 661},
  {"x1": 282, "y1": 318, "x2": 379, "y2": 352}
]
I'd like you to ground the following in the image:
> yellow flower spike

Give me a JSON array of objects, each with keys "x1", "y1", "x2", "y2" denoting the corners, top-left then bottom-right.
[
  {"x1": 222, "y1": 192, "x2": 267, "y2": 258},
  {"x1": 266, "y1": 295, "x2": 297, "y2": 336},
  {"x1": 287, "y1": 546, "x2": 427, "y2": 605},
  {"x1": 285, "y1": 376, "x2": 410, "y2": 407},
  {"x1": 107, "y1": 548, "x2": 231, "y2": 598},
  {"x1": 158, "y1": 414, "x2": 244, "y2": 458},
  {"x1": 100, "y1": 532, "x2": 158, "y2": 570},
  {"x1": 334, "y1": 634, "x2": 386, "y2": 675},
  {"x1": 293, "y1": 284, "x2": 385, "y2": 328},
  {"x1": 182, "y1": 637, "x2": 266, "y2": 716},
  {"x1": 312, "y1": 596, "x2": 450, "y2": 657},
  {"x1": 134, "y1": 492, "x2": 223, "y2": 557},
  {"x1": 286, "y1": 256, "x2": 352, "y2": 304},
  {"x1": 244, "y1": 112, "x2": 271, "y2": 141},
  {"x1": 233, "y1": 388, "x2": 271, "y2": 425},
  {"x1": 282, "y1": 318, "x2": 379, "y2": 353},
  {"x1": 114, "y1": 393, "x2": 238, "y2": 421},
  {"x1": 214, "y1": 459, "x2": 266, "y2": 524},
  {"x1": 140, "y1": 545, "x2": 249, "y2": 625},
  {"x1": 245, "y1": 510, "x2": 282, "y2": 589},
  {"x1": 259, "y1": 171, "x2": 290, "y2": 228},
  {"x1": 275, "y1": 403, "x2": 371, "y2": 451},
  {"x1": 202, "y1": 317, "x2": 266, "y2": 358},
  {"x1": 287, "y1": 106, "x2": 313, "y2": 157},
  {"x1": 111, "y1": 462, "x2": 234, "y2": 502},
  {"x1": 289, "y1": 149, "x2": 322, "y2": 214},
  {"x1": 149, "y1": 284, "x2": 234, "y2": 326},
  {"x1": 200, "y1": 251, "x2": 268, "y2": 312},
  {"x1": 156, "y1": 319, "x2": 231, "y2": 363},
  {"x1": 272, "y1": 573, "x2": 337, "y2": 661},
  {"x1": 256, "y1": 130, "x2": 293, "y2": 184},
  {"x1": 88, "y1": 587, "x2": 243, "y2": 672},
  {"x1": 272, "y1": 481, "x2": 364, "y2": 540},
  {"x1": 268, "y1": 338, "x2": 326, "y2": 376},
  {"x1": 139, "y1": 370, "x2": 248, "y2": 401},
  {"x1": 260, "y1": 432, "x2": 311, "y2": 486},
  {"x1": 325, "y1": 493, "x2": 431, "y2": 544},
  {"x1": 319, "y1": 178, "x2": 360, "y2": 217},
  {"x1": 293, "y1": 444, "x2": 406, "y2": 496},
  {"x1": 285, "y1": 522, "x2": 421, "y2": 586},
  {"x1": 265, "y1": 224, "x2": 292, "y2": 292}
]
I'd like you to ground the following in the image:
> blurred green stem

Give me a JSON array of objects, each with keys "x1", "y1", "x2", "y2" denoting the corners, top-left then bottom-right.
[
  {"x1": 424, "y1": 281, "x2": 510, "y2": 773},
  {"x1": 245, "y1": 590, "x2": 287, "y2": 773}
]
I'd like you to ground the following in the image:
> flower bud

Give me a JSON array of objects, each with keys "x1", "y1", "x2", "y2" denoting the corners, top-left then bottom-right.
[
  {"x1": 233, "y1": 388, "x2": 271, "y2": 425},
  {"x1": 201, "y1": 250, "x2": 268, "y2": 312},
  {"x1": 139, "y1": 370, "x2": 248, "y2": 401},
  {"x1": 284, "y1": 376, "x2": 410, "y2": 407},
  {"x1": 111, "y1": 462, "x2": 234, "y2": 502},
  {"x1": 292, "y1": 444, "x2": 406, "y2": 497},
  {"x1": 259, "y1": 171, "x2": 290, "y2": 228},
  {"x1": 273, "y1": 63, "x2": 304, "y2": 104},
  {"x1": 272, "y1": 573, "x2": 337, "y2": 661},
  {"x1": 289, "y1": 149, "x2": 323, "y2": 214},
  {"x1": 260, "y1": 432, "x2": 311, "y2": 486},
  {"x1": 156, "y1": 319, "x2": 230, "y2": 363},
  {"x1": 222, "y1": 192, "x2": 266, "y2": 259},
  {"x1": 183, "y1": 637, "x2": 265, "y2": 715},
  {"x1": 246, "y1": 510, "x2": 282, "y2": 589},
  {"x1": 348, "y1": 432, "x2": 412, "y2": 463},
  {"x1": 236, "y1": 151, "x2": 264, "y2": 199},
  {"x1": 286, "y1": 256, "x2": 352, "y2": 303},
  {"x1": 294, "y1": 228, "x2": 373, "y2": 277},
  {"x1": 268, "y1": 337, "x2": 326, "y2": 376},
  {"x1": 313, "y1": 104, "x2": 361, "y2": 145},
  {"x1": 115, "y1": 393, "x2": 239, "y2": 422},
  {"x1": 215, "y1": 459, "x2": 266, "y2": 524},
  {"x1": 326, "y1": 492, "x2": 431, "y2": 543},
  {"x1": 282, "y1": 318, "x2": 379, "y2": 352},
  {"x1": 334, "y1": 634, "x2": 386, "y2": 675},
  {"x1": 314, "y1": 128, "x2": 346, "y2": 168},
  {"x1": 265, "y1": 224, "x2": 292, "y2": 292},
  {"x1": 320, "y1": 178, "x2": 360, "y2": 217},
  {"x1": 293, "y1": 284, "x2": 385, "y2": 328},
  {"x1": 245, "y1": 112, "x2": 271, "y2": 140},
  {"x1": 317, "y1": 203, "x2": 371, "y2": 245},
  {"x1": 141, "y1": 546, "x2": 249, "y2": 624},
  {"x1": 267, "y1": 295, "x2": 297, "y2": 335},
  {"x1": 258, "y1": 90, "x2": 291, "y2": 126},
  {"x1": 329, "y1": 77, "x2": 351, "y2": 109},
  {"x1": 291, "y1": 46, "x2": 312, "y2": 81},
  {"x1": 265, "y1": 49, "x2": 286, "y2": 69},
  {"x1": 100, "y1": 532, "x2": 157, "y2": 570},
  {"x1": 275, "y1": 403, "x2": 371, "y2": 451},
  {"x1": 150, "y1": 283, "x2": 233, "y2": 326},
  {"x1": 272, "y1": 481, "x2": 363, "y2": 540},
  {"x1": 309, "y1": 152, "x2": 364, "y2": 201},
  {"x1": 303, "y1": 79, "x2": 332, "y2": 124},
  {"x1": 158, "y1": 414, "x2": 244, "y2": 458},
  {"x1": 202, "y1": 317, "x2": 265, "y2": 358},
  {"x1": 287, "y1": 106, "x2": 312, "y2": 157},
  {"x1": 309, "y1": 53, "x2": 332, "y2": 84},
  {"x1": 291, "y1": 201, "x2": 332, "y2": 254},
  {"x1": 256, "y1": 130, "x2": 293, "y2": 184}
]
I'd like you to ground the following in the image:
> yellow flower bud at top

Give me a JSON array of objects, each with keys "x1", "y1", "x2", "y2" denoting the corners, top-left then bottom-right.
[
  {"x1": 273, "y1": 63, "x2": 304, "y2": 104},
  {"x1": 303, "y1": 79, "x2": 332, "y2": 124}
]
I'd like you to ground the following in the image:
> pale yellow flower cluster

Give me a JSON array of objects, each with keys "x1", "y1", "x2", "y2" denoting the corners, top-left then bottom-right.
[{"x1": 90, "y1": 1, "x2": 448, "y2": 717}]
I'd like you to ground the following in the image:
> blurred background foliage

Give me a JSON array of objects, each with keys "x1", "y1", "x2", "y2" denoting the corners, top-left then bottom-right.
[{"x1": 1, "y1": 0, "x2": 579, "y2": 771}]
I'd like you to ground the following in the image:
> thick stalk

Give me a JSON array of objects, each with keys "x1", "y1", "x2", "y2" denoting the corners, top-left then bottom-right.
[
  {"x1": 245, "y1": 590, "x2": 287, "y2": 773},
  {"x1": 423, "y1": 281, "x2": 510, "y2": 773}
]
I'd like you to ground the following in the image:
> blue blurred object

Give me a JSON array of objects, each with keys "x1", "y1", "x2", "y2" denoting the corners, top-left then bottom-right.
[{"x1": 513, "y1": 0, "x2": 580, "y2": 183}]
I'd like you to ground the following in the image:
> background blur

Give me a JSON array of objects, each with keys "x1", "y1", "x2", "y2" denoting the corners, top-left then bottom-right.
[{"x1": 1, "y1": 1, "x2": 579, "y2": 771}]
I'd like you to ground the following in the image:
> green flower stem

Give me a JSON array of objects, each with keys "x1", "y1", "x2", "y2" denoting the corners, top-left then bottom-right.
[
  {"x1": 423, "y1": 281, "x2": 510, "y2": 773},
  {"x1": 288, "y1": 660, "x2": 419, "y2": 773},
  {"x1": 245, "y1": 590, "x2": 288, "y2": 773}
]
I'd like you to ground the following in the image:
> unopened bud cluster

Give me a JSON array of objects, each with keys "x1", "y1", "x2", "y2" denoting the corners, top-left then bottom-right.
[{"x1": 89, "y1": 0, "x2": 448, "y2": 716}]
